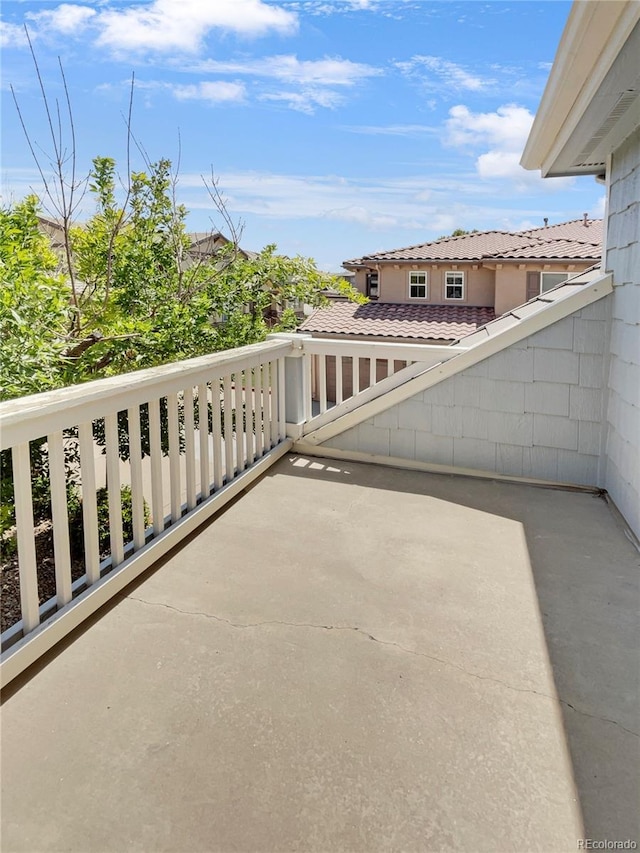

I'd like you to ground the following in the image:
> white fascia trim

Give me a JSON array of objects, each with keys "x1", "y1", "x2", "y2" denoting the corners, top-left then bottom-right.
[
  {"x1": 303, "y1": 272, "x2": 612, "y2": 447},
  {"x1": 521, "y1": 1, "x2": 640, "y2": 174}
]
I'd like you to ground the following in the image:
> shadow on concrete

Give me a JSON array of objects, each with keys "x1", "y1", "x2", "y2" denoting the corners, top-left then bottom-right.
[{"x1": 276, "y1": 453, "x2": 640, "y2": 845}]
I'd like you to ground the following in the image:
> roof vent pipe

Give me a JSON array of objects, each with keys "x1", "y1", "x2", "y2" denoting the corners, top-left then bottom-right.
[
  {"x1": 543, "y1": 217, "x2": 548, "y2": 226},
  {"x1": 584, "y1": 212, "x2": 589, "y2": 225}
]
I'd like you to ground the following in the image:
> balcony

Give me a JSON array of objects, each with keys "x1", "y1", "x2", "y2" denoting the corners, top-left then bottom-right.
[{"x1": 1, "y1": 326, "x2": 638, "y2": 851}]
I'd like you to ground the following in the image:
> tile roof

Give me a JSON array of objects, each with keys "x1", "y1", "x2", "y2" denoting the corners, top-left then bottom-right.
[
  {"x1": 492, "y1": 238, "x2": 604, "y2": 259},
  {"x1": 344, "y1": 219, "x2": 602, "y2": 265},
  {"x1": 300, "y1": 302, "x2": 496, "y2": 341}
]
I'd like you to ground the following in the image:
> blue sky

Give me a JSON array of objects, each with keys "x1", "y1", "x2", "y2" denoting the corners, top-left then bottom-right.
[{"x1": 1, "y1": 0, "x2": 605, "y2": 271}]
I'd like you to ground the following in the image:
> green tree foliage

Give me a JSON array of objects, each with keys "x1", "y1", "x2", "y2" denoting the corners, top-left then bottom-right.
[
  {"x1": 437, "y1": 228, "x2": 479, "y2": 239},
  {"x1": 1, "y1": 156, "x2": 362, "y2": 398},
  {"x1": 0, "y1": 196, "x2": 71, "y2": 399}
]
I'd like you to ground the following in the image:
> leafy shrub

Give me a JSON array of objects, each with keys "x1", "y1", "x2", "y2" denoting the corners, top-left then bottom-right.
[{"x1": 69, "y1": 485, "x2": 150, "y2": 561}]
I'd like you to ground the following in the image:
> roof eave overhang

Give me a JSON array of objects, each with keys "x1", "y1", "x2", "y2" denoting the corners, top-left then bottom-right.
[{"x1": 521, "y1": 2, "x2": 640, "y2": 178}]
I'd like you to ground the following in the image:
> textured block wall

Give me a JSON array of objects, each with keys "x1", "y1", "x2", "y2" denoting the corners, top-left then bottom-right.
[
  {"x1": 323, "y1": 301, "x2": 610, "y2": 487},
  {"x1": 604, "y1": 126, "x2": 640, "y2": 536}
]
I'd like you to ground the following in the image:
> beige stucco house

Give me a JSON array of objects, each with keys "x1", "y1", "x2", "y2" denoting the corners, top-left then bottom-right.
[{"x1": 342, "y1": 218, "x2": 602, "y2": 318}]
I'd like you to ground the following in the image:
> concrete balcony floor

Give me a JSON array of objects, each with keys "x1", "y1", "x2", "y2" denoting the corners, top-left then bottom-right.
[{"x1": 1, "y1": 455, "x2": 638, "y2": 852}]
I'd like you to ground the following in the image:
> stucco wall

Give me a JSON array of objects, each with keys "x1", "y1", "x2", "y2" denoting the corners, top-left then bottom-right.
[
  {"x1": 494, "y1": 266, "x2": 527, "y2": 316},
  {"x1": 493, "y1": 263, "x2": 596, "y2": 316},
  {"x1": 322, "y1": 300, "x2": 611, "y2": 487},
  {"x1": 604, "y1": 126, "x2": 640, "y2": 536},
  {"x1": 353, "y1": 262, "x2": 594, "y2": 313},
  {"x1": 352, "y1": 265, "x2": 495, "y2": 306}
]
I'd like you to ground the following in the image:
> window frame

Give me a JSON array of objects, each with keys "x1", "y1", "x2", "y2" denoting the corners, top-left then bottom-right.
[
  {"x1": 540, "y1": 271, "x2": 570, "y2": 293},
  {"x1": 408, "y1": 270, "x2": 428, "y2": 300},
  {"x1": 366, "y1": 270, "x2": 379, "y2": 299},
  {"x1": 444, "y1": 270, "x2": 465, "y2": 301}
]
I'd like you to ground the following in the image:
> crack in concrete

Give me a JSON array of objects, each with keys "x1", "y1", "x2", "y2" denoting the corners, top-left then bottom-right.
[
  {"x1": 561, "y1": 701, "x2": 639, "y2": 738},
  {"x1": 127, "y1": 594, "x2": 639, "y2": 739}
]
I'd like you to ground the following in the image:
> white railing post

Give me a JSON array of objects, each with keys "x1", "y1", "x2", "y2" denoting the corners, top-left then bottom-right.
[{"x1": 267, "y1": 333, "x2": 312, "y2": 439}]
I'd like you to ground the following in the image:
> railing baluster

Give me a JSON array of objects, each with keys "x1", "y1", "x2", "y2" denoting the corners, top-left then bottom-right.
[
  {"x1": 223, "y1": 374, "x2": 234, "y2": 482},
  {"x1": 245, "y1": 368, "x2": 254, "y2": 465},
  {"x1": 387, "y1": 358, "x2": 393, "y2": 378},
  {"x1": 48, "y1": 430, "x2": 72, "y2": 607},
  {"x1": 369, "y1": 357, "x2": 376, "y2": 389},
  {"x1": 277, "y1": 357, "x2": 286, "y2": 442},
  {"x1": 105, "y1": 412, "x2": 124, "y2": 567},
  {"x1": 167, "y1": 392, "x2": 181, "y2": 523},
  {"x1": 198, "y1": 382, "x2": 210, "y2": 500},
  {"x1": 353, "y1": 357, "x2": 360, "y2": 396},
  {"x1": 336, "y1": 356, "x2": 343, "y2": 405},
  {"x1": 78, "y1": 422, "x2": 100, "y2": 583},
  {"x1": 127, "y1": 406, "x2": 145, "y2": 551},
  {"x1": 256, "y1": 364, "x2": 265, "y2": 457},
  {"x1": 234, "y1": 372, "x2": 246, "y2": 473},
  {"x1": 319, "y1": 354, "x2": 327, "y2": 414},
  {"x1": 303, "y1": 354, "x2": 313, "y2": 423},
  {"x1": 212, "y1": 379, "x2": 223, "y2": 490},
  {"x1": 262, "y1": 362, "x2": 271, "y2": 451},
  {"x1": 184, "y1": 386, "x2": 197, "y2": 511},
  {"x1": 12, "y1": 442, "x2": 40, "y2": 632},
  {"x1": 148, "y1": 398, "x2": 164, "y2": 536}
]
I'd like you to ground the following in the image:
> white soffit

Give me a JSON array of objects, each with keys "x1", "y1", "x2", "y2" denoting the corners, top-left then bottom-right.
[{"x1": 521, "y1": 2, "x2": 640, "y2": 177}]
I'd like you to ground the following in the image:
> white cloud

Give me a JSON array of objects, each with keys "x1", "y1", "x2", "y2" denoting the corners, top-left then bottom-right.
[
  {"x1": 444, "y1": 103, "x2": 573, "y2": 191},
  {"x1": 189, "y1": 55, "x2": 381, "y2": 87},
  {"x1": 27, "y1": 4, "x2": 96, "y2": 35},
  {"x1": 96, "y1": 0, "x2": 297, "y2": 53},
  {"x1": 446, "y1": 103, "x2": 534, "y2": 151},
  {"x1": 101, "y1": 54, "x2": 377, "y2": 114},
  {"x1": 176, "y1": 169, "x2": 556, "y2": 235},
  {"x1": 171, "y1": 81, "x2": 246, "y2": 103},
  {"x1": 343, "y1": 123, "x2": 437, "y2": 136},
  {"x1": 20, "y1": 0, "x2": 297, "y2": 55},
  {"x1": 260, "y1": 89, "x2": 344, "y2": 113},
  {"x1": 396, "y1": 55, "x2": 491, "y2": 92},
  {"x1": 0, "y1": 21, "x2": 29, "y2": 48},
  {"x1": 322, "y1": 205, "x2": 399, "y2": 229},
  {"x1": 186, "y1": 54, "x2": 380, "y2": 114}
]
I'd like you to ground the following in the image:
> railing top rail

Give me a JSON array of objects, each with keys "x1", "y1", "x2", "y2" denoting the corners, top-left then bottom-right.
[
  {"x1": 300, "y1": 338, "x2": 469, "y2": 361},
  {"x1": 1, "y1": 339, "x2": 292, "y2": 450}
]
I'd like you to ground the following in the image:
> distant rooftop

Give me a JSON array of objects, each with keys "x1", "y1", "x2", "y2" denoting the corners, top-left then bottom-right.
[
  {"x1": 300, "y1": 302, "x2": 495, "y2": 341},
  {"x1": 344, "y1": 219, "x2": 603, "y2": 265}
]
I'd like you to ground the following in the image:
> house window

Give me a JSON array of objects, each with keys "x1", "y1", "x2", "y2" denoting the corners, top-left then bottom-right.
[
  {"x1": 445, "y1": 271, "x2": 465, "y2": 300},
  {"x1": 366, "y1": 271, "x2": 379, "y2": 298},
  {"x1": 541, "y1": 271, "x2": 569, "y2": 292},
  {"x1": 409, "y1": 271, "x2": 428, "y2": 299}
]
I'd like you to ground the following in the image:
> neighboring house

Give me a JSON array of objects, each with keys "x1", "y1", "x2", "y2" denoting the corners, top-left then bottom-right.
[
  {"x1": 342, "y1": 218, "x2": 602, "y2": 317},
  {"x1": 36, "y1": 220, "x2": 253, "y2": 266},
  {"x1": 37, "y1": 215, "x2": 67, "y2": 253},
  {"x1": 186, "y1": 231, "x2": 257, "y2": 265},
  {"x1": 302, "y1": 220, "x2": 602, "y2": 401}
]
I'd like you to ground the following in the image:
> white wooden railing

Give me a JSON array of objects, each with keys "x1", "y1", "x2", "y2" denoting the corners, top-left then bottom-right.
[
  {"x1": 0, "y1": 339, "x2": 291, "y2": 685},
  {"x1": 291, "y1": 336, "x2": 468, "y2": 434},
  {"x1": 0, "y1": 333, "x2": 466, "y2": 685}
]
